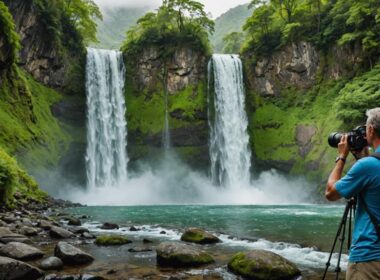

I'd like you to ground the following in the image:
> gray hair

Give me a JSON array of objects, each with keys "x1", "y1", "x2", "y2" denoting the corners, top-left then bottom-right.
[{"x1": 366, "y1": 108, "x2": 380, "y2": 136}]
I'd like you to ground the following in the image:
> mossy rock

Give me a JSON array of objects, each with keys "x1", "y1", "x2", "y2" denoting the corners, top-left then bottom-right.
[
  {"x1": 156, "y1": 241, "x2": 214, "y2": 267},
  {"x1": 228, "y1": 250, "x2": 301, "y2": 280},
  {"x1": 181, "y1": 228, "x2": 221, "y2": 244},
  {"x1": 95, "y1": 235, "x2": 131, "y2": 246}
]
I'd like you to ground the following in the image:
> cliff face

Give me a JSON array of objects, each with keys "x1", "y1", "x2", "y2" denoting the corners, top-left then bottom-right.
[
  {"x1": 124, "y1": 46, "x2": 209, "y2": 170},
  {"x1": 244, "y1": 41, "x2": 369, "y2": 185}
]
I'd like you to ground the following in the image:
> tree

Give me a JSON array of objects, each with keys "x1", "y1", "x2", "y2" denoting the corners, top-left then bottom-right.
[{"x1": 222, "y1": 32, "x2": 244, "y2": 54}]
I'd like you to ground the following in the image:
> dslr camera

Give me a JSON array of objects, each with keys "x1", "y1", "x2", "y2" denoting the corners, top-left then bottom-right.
[{"x1": 328, "y1": 125, "x2": 367, "y2": 152}]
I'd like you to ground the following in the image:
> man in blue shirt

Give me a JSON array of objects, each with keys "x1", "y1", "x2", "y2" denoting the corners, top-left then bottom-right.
[{"x1": 325, "y1": 108, "x2": 380, "y2": 279}]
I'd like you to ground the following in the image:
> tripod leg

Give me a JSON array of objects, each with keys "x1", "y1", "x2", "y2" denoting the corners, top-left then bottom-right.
[
  {"x1": 322, "y1": 201, "x2": 351, "y2": 280},
  {"x1": 335, "y1": 211, "x2": 347, "y2": 280}
]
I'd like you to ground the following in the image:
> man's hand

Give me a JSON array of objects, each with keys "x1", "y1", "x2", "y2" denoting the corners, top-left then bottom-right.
[{"x1": 338, "y1": 134, "x2": 350, "y2": 159}]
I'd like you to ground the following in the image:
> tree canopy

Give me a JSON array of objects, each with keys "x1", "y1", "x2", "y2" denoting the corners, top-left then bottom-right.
[
  {"x1": 242, "y1": 0, "x2": 380, "y2": 66},
  {"x1": 122, "y1": 0, "x2": 215, "y2": 56}
]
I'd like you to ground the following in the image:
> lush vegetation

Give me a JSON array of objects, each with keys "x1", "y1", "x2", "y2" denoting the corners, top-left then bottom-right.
[
  {"x1": 242, "y1": 0, "x2": 380, "y2": 65},
  {"x1": 211, "y1": 4, "x2": 252, "y2": 53},
  {"x1": 0, "y1": 1, "x2": 20, "y2": 65},
  {"x1": 122, "y1": 0, "x2": 215, "y2": 56}
]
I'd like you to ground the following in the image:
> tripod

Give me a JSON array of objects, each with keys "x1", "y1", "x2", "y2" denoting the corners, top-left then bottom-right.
[{"x1": 322, "y1": 198, "x2": 356, "y2": 280}]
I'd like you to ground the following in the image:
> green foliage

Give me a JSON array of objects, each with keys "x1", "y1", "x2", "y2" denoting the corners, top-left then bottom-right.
[
  {"x1": 122, "y1": 0, "x2": 214, "y2": 56},
  {"x1": 211, "y1": 4, "x2": 253, "y2": 53},
  {"x1": 0, "y1": 147, "x2": 47, "y2": 208},
  {"x1": 33, "y1": 0, "x2": 102, "y2": 49},
  {"x1": 0, "y1": 1, "x2": 21, "y2": 64},
  {"x1": 242, "y1": 0, "x2": 380, "y2": 64},
  {"x1": 336, "y1": 64, "x2": 380, "y2": 127},
  {"x1": 222, "y1": 32, "x2": 244, "y2": 54}
]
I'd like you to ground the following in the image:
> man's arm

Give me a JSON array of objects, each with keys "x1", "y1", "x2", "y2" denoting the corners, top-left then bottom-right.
[{"x1": 325, "y1": 134, "x2": 349, "y2": 201}]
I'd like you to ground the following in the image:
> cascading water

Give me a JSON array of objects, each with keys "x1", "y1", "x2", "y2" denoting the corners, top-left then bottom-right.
[
  {"x1": 208, "y1": 54, "x2": 252, "y2": 187},
  {"x1": 85, "y1": 48, "x2": 128, "y2": 189}
]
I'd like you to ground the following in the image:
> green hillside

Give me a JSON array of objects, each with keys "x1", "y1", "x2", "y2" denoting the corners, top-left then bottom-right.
[
  {"x1": 93, "y1": 6, "x2": 150, "y2": 49},
  {"x1": 211, "y1": 3, "x2": 252, "y2": 53}
]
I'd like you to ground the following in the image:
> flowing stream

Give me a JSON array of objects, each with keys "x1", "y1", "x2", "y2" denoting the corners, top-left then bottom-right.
[
  {"x1": 85, "y1": 48, "x2": 128, "y2": 189},
  {"x1": 208, "y1": 54, "x2": 252, "y2": 187}
]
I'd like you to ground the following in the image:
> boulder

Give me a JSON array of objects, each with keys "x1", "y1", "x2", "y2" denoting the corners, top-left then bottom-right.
[
  {"x1": 81, "y1": 232, "x2": 95, "y2": 239},
  {"x1": 128, "y1": 247, "x2": 152, "y2": 253},
  {"x1": 156, "y1": 242, "x2": 214, "y2": 267},
  {"x1": 66, "y1": 217, "x2": 81, "y2": 226},
  {"x1": 54, "y1": 241, "x2": 94, "y2": 265},
  {"x1": 0, "y1": 227, "x2": 29, "y2": 244},
  {"x1": 181, "y1": 228, "x2": 221, "y2": 244},
  {"x1": 100, "y1": 222, "x2": 119, "y2": 230},
  {"x1": 19, "y1": 226, "x2": 39, "y2": 236},
  {"x1": 69, "y1": 227, "x2": 89, "y2": 234},
  {"x1": 50, "y1": 226, "x2": 75, "y2": 239},
  {"x1": 0, "y1": 256, "x2": 43, "y2": 280},
  {"x1": 228, "y1": 250, "x2": 301, "y2": 280},
  {"x1": 0, "y1": 242, "x2": 44, "y2": 261},
  {"x1": 129, "y1": 226, "x2": 139, "y2": 231},
  {"x1": 39, "y1": 256, "x2": 63, "y2": 270},
  {"x1": 38, "y1": 220, "x2": 54, "y2": 230},
  {"x1": 95, "y1": 235, "x2": 131, "y2": 246}
]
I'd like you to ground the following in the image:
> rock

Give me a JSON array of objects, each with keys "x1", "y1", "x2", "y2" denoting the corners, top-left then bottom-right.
[
  {"x1": 39, "y1": 256, "x2": 64, "y2": 270},
  {"x1": 100, "y1": 222, "x2": 119, "y2": 230},
  {"x1": 156, "y1": 242, "x2": 214, "y2": 267},
  {"x1": 129, "y1": 226, "x2": 139, "y2": 231},
  {"x1": 128, "y1": 247, "x2": 152, "y2": 253},
  {"x1": 50, "y1": 226, "x2": 75, "y2": 239},
  {"x1": 54, "y1": 241, "x2": 94, "y2": 265},
  {"x1": 0, "y1": 227, "x2": 30, "y2": 244},
  {"x1": 181, "y1": 228, "x2": 221, "y2": 244},
  {"x1": 38, "y1": 220, "x2": 54, "y2": 230},
  {"x1": 81, "y1": 232, "x2": 95, "y2": 239},
  {"x1": 160, "y1": 231, "x2": 166, "y2": 234},
  {"x1": 2, "y1": 216, "x2": 17, "y2": 224},
  {"x1": 143, "y1": 238, "x2": 153, "y2": 243},
  {"x1": 0, "y1": 256, "x2": 43, "y2": 280},
  {"x1": 69, "y1": 227, "x2": 89, "y2": 234},
  {"x1": 81, "y1": 274, "x2": 105, "y2": 280},
  {"x1": 228, "y1": 250, "x2": 301, "y2": 280},
  {"x1": 295, "y1": 124, "x2": 317, "y2": 157},
  {"x1": 66, "y1": 217, "x2": 81, "y2": 226},
  {"x1": 19, "y1": 226, "x2": 39, "y2": 236},
  {"x1": 95, "y1": 235, "x2": 131, "y2": 246},
  {"x1": 0, "y1": 242, "x2": 44, "y2": 261}
]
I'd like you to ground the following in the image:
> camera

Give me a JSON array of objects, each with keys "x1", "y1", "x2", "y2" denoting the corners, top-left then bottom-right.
[{"x1": 328, "y1": 125, "x2": 367, "y2": 151}]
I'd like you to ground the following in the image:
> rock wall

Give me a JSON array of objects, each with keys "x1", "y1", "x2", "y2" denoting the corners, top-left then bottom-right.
[
  {"x1": 124, "y1": 46, "x2": 209, "y2": 170},
  {"x1": 244, "y1": 40, "x2": 366, "y2": 185}
]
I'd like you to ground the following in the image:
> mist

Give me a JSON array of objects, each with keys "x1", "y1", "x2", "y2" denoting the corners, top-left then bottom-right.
[
  {"x1": 93, "y1": 0, "x2": 251, "y2": 19},
  {"x1": 59, "y1": 152, "x2": 314, "y2": 206}
]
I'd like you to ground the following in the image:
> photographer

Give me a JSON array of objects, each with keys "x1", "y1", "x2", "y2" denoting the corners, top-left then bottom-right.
[{"x1": 325, "y1": 108, "x2": 380, "y2": 279}]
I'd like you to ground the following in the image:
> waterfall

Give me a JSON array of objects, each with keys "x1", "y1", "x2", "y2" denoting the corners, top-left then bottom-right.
[
  {"x1": 162, "y1": 89, "x2": 171, "y2": 149},
  {"x1": 85, "y1": 48, "x2": 128, "y2": 189},
  {"x1": 208, "y1": 54, "x2": 252, "y2": 187}
]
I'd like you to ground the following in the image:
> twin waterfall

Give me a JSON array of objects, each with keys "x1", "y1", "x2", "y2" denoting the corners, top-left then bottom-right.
[
  {"x1": 85, "y1": 50, "x2": 251, "y2": 189},
  {"x1": 85, "y1": 48, "x2": 128, "y2": 189},
  {"x1": 208, "y1": 55, "x2": 251, "y2": 187}
]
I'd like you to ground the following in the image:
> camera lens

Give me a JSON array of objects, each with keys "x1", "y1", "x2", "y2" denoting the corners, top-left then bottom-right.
[{"x1": 328, "y1": 132, "x2": 342, "y2": 148}]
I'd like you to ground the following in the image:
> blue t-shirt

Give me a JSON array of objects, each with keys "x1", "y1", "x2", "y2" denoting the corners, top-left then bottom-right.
[{"x1": 335, "y1": 147, "x2": 380, "y2": 263}]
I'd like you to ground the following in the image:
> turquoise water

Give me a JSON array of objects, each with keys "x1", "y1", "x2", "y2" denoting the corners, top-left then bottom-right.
[{"x1": 68, "y1": 204, "x2": 349, "y2": 271}]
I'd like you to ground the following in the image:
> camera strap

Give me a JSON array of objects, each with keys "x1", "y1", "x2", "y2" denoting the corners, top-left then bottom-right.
[{"x1": 371, "y1": 152, "x2": 380, "y2": 160}]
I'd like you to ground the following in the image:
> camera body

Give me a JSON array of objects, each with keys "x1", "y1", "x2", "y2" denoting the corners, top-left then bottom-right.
[{"x1": 328, "y1": 125, "x2": 367, "y2": 151}]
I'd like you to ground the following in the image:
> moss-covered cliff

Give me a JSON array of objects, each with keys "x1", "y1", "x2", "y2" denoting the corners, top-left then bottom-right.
[{"x1": 124, "y1": 47, "x2": 209, "y2": 170}]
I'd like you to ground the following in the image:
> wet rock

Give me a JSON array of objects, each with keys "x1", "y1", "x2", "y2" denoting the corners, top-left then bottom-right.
[
  {"x1": 143, "y1": 238, "x2": 153, "y2": 243},
  {"x1": 81, "y1": 274, "x2": 105, "y2": 280},
  {"x1": 66, "y1": 217, "x2": 81, "y2": 226},
  {"x1": 228, "y1": 250, "x2": 301, "y2": 280},
  {"x1": 0, "y1": 256, "x2": 43, "y2": 280},
  {"x1": 128, "y1": 246, "x2": 152, "y2": 253},
  {"x1": 38, "y1": 220, "x2": 54, "y2": 230},
  {"x1": 69, "y1": 227, "x2": 89, "y2": 234},
  {"x1": 50, "y1": 226, "x2": 75, "y2": 239},
  {"x1": 0, "y1": 227, "x2": 30, "y2": 244},
  {"x1": 54, "y1": 241, "x2": 94, "y2": 265},
  {"x1": 0, "y1": 242, "x2": 44, "y2": 261},
  {"x1": 156, "y1": 242, "x2": 214, "y2": 267},
  {"x1": 160, "y1": 231, "x2": 166, "y2": 234},
  {"x1": 39, "y1": 256, "x2": 64, "y2": 270},
  {"x1": 129, "y1": 226, "x2": 139, "y2": 231},
  {"x1": 181, "y1": 228, "x2": 221, "y2": 244},
  {"x1": 19, "y1": 226, "x2": 39, "y2": 236},
  {"x1": 100, "y1": 222, "x2": 119, "y2": 230},
  {"x1": 81, "y1": 232, "x2": 95, "y2": 239},
  {"x1": 95, "y1": 235, "x2": 131, "y2": 246},
  {"x1": 2, "y1": 216, "x2": 17, "y2": 224}
]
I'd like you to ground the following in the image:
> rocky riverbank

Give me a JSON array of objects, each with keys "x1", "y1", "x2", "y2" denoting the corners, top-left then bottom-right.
[{"x1": 0, "y1": 201, "x2": 342, "y2": 280}]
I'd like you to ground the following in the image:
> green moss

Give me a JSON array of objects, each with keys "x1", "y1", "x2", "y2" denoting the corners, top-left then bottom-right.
[
  {"x1": 0, "y1": 2, "x2": 21, "y2": 64},
  {"x1": 95, "y1": 235, "x2": 131, "y2": 246},
  {"x1": 0, "y1": 147, "x2": 47, "y2": 208}
]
